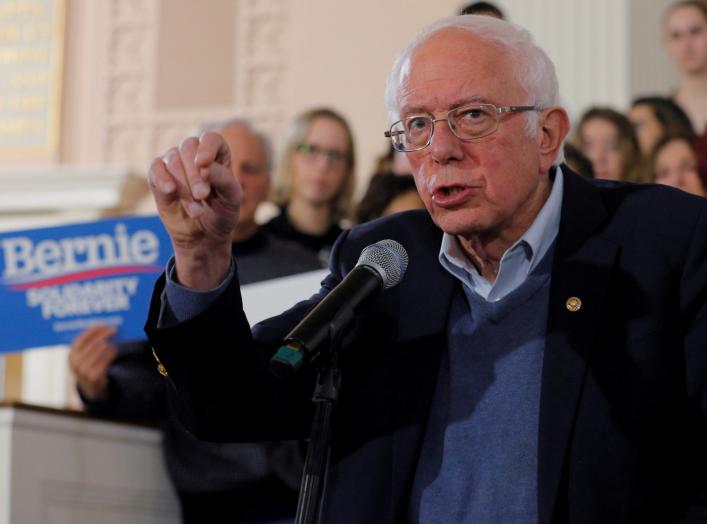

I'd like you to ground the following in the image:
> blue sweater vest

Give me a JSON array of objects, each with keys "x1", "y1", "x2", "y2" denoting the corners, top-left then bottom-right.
[{"x1": 409, "y1": 246, "x2": 553, "y2": 523}]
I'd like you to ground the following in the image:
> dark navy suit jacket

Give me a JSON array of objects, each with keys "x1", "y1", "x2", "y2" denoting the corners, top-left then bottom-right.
[{"x1": 147, "y1": 171, "x2": 707, "y2": 523}]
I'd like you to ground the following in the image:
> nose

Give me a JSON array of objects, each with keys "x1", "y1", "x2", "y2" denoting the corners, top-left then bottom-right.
[
  {"x1": 316, "y1": 153, "x2": 333, "y2": 168},
  {"x1": 429, "y1": 119, "x2": 464, "y2": 164}
]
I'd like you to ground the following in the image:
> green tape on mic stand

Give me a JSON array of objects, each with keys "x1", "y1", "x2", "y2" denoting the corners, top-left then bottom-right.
[{"x1": 270, "y1": 343, "x2": 304, "y2": 378}]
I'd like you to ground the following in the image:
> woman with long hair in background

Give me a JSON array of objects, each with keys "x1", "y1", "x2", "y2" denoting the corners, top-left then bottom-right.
[{"x1": 265, "y1": 108, "x2": 356, "y2": 264}]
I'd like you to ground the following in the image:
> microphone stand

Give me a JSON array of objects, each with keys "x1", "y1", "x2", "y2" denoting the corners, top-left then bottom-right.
[{"x1": 295, "y1": 353, "x2": 341, "y2": 524}]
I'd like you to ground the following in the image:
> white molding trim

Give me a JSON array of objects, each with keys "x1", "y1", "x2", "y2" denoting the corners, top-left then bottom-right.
[{"x1": 0, "y1": 166, "x2": 128, "y2": 232}]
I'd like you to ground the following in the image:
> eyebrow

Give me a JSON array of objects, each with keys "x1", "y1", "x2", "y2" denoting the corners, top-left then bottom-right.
[{"x1": 400, "y1": 95, "x2": 491, "y2": 117}]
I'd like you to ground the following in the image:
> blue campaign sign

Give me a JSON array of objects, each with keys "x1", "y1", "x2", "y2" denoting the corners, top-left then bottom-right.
[{"x1": 0, "y1": 215, "x2": 173, "y2": 354}]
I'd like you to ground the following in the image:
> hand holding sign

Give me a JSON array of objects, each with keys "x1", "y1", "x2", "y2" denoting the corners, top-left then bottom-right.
[{"x1": 148, "y1": 132, "x2": 242, "y2": 290}]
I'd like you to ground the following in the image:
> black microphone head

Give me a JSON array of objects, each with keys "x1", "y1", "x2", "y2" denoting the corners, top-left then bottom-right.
[{"x1": 355, "y1": 239, "x2": 408, "y2": 289}]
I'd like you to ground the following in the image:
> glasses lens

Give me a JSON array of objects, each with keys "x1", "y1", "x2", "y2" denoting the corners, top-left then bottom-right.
[
  {"x1": 297, "y1": 143, "x2": 347, "y2": 164},
  {"x1": 403, "y1": 116, "x2": 433, "y2": 150},
  {"x1": 387, "y1": 122, "x2": 407, "y2": 151},
  {"x1": 451, "y1": 105, "x2": 497, "y2": 140},
  {"x1": 325, "y1": 149, "x2": 346, "y2": 163}
]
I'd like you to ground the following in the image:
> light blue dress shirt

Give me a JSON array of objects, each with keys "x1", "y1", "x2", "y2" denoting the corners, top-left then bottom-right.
[{"x1": 438, "y1": 167, "x2": 564, "y2": 301}]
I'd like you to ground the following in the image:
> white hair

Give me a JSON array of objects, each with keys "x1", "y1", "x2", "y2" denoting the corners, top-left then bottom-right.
[{"x1": 384, "y1": 15, "x2": 565, "y2": 164}]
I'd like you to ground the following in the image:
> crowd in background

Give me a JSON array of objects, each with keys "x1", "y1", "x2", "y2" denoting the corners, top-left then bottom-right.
[
  {"x1": 265, "y1": 0, "x2": 707, "y2": 238},
  {"x1": 67, "y1": 1, "x2": 707, "y2": 523},
  {"x1": 572, "y1": 1, "x2": 707, "y2": 197}
]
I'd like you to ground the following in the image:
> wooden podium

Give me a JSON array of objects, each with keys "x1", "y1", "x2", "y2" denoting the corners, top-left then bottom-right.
[{"x1": 0, "y1": 402, "x2": 179, "y2": 524}]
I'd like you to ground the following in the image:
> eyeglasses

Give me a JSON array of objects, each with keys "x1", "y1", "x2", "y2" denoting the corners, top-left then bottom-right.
[
  {"x1": 384, "y1": 103, "x2": 539, "y2": 152},
  {"x1": 295, "y1": 143, "x2": 348, "y2": 165}
]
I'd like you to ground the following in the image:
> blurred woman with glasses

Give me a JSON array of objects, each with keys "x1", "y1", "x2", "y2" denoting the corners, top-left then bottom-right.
[{"x1": 265, "y1": 107, "x2": 356, "y2": 264}]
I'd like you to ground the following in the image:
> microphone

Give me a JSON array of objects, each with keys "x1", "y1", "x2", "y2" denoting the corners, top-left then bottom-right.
[{"x1": 270, "y1": 239, "x2": 408, "y2": 379}]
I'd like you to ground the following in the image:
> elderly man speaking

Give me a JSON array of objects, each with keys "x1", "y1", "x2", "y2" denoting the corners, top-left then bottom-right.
[{"x1": 145, "y1": 15, "x2": 707, "y2": 523}]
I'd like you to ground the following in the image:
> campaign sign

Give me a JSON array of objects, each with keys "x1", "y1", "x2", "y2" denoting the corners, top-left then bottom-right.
[{"x1": 0, "y1": 216, "x2": 173, "y2": 354}]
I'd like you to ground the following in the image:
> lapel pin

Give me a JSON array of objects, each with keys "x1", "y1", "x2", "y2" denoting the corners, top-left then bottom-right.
[
  {"x1": 566, "y1": 296, "x2": 582, "y2": 312},
  {"x1": 151, "y1": 347, "x2": 169, "y2": 377}
]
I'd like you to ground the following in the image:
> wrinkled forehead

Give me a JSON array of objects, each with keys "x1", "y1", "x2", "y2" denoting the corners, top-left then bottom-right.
[{"x1": 397, "y1": 29, "x2": 519, "y2": 110}]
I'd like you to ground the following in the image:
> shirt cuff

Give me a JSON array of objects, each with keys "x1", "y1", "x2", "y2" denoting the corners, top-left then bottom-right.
[{"x1": 159, "y1": 255, "x2": 235, "y2": 325}]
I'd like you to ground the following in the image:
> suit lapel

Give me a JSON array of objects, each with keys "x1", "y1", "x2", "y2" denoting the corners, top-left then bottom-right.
[{"x1": 537, "y1": 172, "x2": 620, "y2": 524}]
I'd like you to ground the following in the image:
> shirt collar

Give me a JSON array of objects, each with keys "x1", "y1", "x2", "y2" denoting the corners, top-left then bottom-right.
[
  {"x1": 438, "y1": 165, "x2": 564, "y2": 299},
  {"x1": 520, "y1": 164, "x2": 564, "y2": 274}
]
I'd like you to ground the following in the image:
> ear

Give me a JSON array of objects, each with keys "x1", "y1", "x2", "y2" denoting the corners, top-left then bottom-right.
[{"x1": 537, "y1": 107, "x2": 570, "y2": 173}]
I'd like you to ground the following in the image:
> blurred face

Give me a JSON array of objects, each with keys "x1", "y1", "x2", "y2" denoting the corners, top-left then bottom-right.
[
  {"x1": 665, "y1": 5, "x2": 707, "y2": 74},
  {"x1": 628, "y1": 104, "x2": 664, "y2": 155},
  {"x1": 399, "y1": 29, "x2": 558, "y2": 242},
  {"x1": 655, "y1": 138, "x2": 706, "y2": 197},
  {"x1": 291, "y1": 117, "x2": 350, "y2": 207},
  {"x1": 579, "y1": 118, "x2": 624, "y2": 180},
  {"x1": 219, "y1": 125, "x2": 270, "y2": 229}
]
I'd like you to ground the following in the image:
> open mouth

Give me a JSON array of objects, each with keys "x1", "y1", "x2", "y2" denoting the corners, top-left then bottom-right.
[
  {"x1": 438, "y1": 186, "x2": 465, "y2": 197},
  {"x1": 432, "y1": 184, "x2": 476, "y2": 207}
]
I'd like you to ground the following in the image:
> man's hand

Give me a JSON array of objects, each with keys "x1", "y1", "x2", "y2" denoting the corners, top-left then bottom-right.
[
  {"x1": 69, "y1": 325, "x2": 118, "y2": 402},
  {"x1": 148, "y1": 132, "x2": 243, "y2": 290}
]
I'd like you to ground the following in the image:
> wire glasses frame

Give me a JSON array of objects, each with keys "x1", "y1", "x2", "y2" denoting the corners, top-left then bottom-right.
[
  {"x1": 384, "y1": 103, "x2": 539, "y2": 152},
  {"x1": 295, "y1": 143, "x2": 349, "y2": 165}
]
